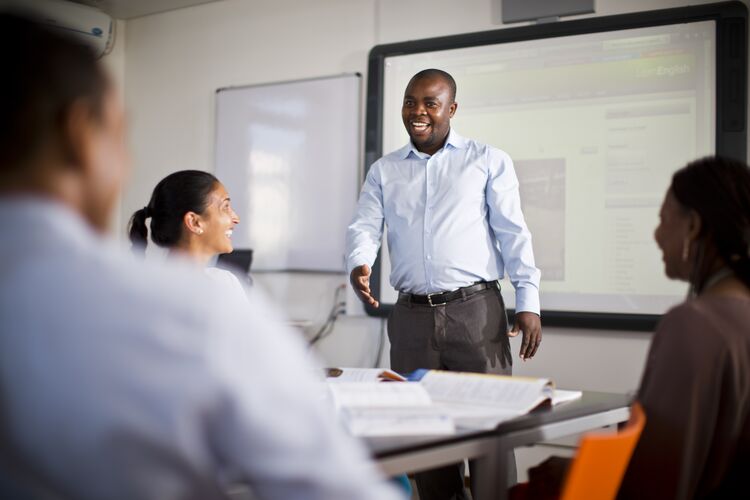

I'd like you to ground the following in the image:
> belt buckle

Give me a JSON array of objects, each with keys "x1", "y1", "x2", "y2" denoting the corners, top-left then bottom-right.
[{"x1": 427, "y1": 292, "x2": 440, "y2": 307}]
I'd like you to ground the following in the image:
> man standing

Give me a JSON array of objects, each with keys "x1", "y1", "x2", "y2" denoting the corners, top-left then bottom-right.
[{"x1": 346, "y1": 69, "x2": 541, "y2": 499}]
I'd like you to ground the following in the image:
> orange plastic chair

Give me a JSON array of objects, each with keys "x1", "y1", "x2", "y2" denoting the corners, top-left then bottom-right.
[
  {"x1": 510, "y1": 401, "x2": 646, "y2": 500},
  {"x1": 560, "y1": 401, "x2": 646, "y2": 500}
]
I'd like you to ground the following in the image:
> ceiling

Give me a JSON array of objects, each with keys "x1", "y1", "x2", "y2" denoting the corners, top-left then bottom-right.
[{"x1": 72, "y1": 0, "x2": 222, "y2": 19}]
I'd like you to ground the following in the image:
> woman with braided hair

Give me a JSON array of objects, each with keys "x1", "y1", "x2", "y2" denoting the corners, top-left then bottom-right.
[
  {"x1": 618, "y1": 156, "x2": 750, "y2": 498},
  {"x1": 517, "y1": 157, "x2": 750, "y2": 500}
]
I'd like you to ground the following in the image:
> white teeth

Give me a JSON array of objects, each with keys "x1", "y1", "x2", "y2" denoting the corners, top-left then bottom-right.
[
  {"x1": 411, "y1": 122, "x2": 429, "y2": 129},
  {"x1": 225, "y1": 230, "x2": 233, "y2": 238}
]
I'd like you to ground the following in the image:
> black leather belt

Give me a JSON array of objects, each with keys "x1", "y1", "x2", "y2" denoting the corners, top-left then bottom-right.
[{"x1": 398, "y1": 281, "x2": 497, "y2": 307}]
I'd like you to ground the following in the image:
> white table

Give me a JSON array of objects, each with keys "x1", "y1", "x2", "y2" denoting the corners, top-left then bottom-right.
[{"x1": 369, "y1": 391, "x2": 631, "y2": 500}]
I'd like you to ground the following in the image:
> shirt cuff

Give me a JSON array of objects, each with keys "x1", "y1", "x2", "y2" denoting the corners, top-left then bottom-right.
[
  {"x1": 346, "y1": 255, "x2": 372, "y2": 276},
  {"x1": 514, "y1": 286, "x2": 540, "y2": 316}
]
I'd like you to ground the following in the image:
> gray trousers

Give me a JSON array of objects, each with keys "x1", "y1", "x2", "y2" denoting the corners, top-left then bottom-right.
[{"x1": 388, "y1": 286, "x2": 516, "y2": 500}]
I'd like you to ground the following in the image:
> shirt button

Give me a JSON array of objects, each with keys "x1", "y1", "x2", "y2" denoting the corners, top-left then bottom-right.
[{"x1": 426, "y1": 255, "x2": 432, "y2": 260}]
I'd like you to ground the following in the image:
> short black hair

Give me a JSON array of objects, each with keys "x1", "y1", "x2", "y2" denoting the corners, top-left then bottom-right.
[
  {"x1": 0, "y1": 12, "x2": 109, "y2": 172},
  {"x1": 672, "y1": 156, "x2": 750, "y2": 293},
  {"x1": 408, "y1": 69, "x2": 457, "y2": 102},
  {"x1": 128, "y1": 170, "x2": 219, "y2": 252}
]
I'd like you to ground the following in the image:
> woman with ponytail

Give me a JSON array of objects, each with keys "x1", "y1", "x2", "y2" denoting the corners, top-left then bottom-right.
[
  {"x1": 616, "y1": 156, "x2": 750, "y2": 498},
  {"x1": 128, "y1": 170, "x2": 245, "y2": 296}
]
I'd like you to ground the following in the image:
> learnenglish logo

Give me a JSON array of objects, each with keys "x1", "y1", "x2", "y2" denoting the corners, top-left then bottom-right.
[{"x1": 656, "y1": 64, "x2": 690, "y2": 76}]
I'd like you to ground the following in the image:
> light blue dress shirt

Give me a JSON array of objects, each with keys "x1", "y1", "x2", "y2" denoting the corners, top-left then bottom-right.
[
  {"x1": 346, "y1": 129, "x2": 541, "y2": 314},
  {"x1": 0, "y1": 198, "x2": 404, "y2": 500}
]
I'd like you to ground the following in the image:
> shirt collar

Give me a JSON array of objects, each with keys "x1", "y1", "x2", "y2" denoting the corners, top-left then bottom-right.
[{"x1": 399, "y1": 128, "x2": 467, "y2": 160}]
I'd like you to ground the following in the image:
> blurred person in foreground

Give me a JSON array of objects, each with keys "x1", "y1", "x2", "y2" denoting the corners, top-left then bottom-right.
[
  {"x1": 517, "y1": 156, "x2": 750, "y2": 499},
  {"x1": 0, "y1": 12, "x2": 402, "y2": 500}
]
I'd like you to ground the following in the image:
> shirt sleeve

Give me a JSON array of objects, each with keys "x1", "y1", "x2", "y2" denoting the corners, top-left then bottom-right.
[
  {"x1": 484, "y1": 149, "x2": 541, "y2": 314},
  {"x1": 345, "y1": 162, "x2": 385, "y2": 275},
  {"x1": 205, "y1": 288, "x2": 404, "y2": 500}
]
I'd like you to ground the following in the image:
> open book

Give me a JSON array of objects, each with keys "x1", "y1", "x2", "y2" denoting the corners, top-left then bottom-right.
[
  {"x1": 327, "y1": 368, "x2": 582, "y2": 436},
  {"x1": 325, "y1": 367, "x2": 406, "y2": 382},
  {"x1": 328, "y1": 382, "x2": 455, "y2": 436},
  {"x1": 412, "y1": 369, "x2": 555, "y2": 430}
]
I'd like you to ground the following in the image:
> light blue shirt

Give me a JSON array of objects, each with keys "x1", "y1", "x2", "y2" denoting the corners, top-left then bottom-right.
[
  {"x1": 0, "y1": 198, "x2": 403, "y2": 500},
  {"x1": 346, "y1": 129, "x2": 541, "y2": 314}
]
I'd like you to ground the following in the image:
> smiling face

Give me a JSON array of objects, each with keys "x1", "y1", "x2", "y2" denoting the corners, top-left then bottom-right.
[
  {"x1": 654, "y1": 188, "x2": 699, "y2": 281},
  {"x1": 401, "y1": 75, "x2": 457, "y2": 156},
  {"x1": 194, "y1": 182, "x2": 240, "y2": 257}
]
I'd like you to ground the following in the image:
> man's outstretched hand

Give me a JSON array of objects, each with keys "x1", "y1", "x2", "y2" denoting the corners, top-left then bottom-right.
[
  {"x1": 507, "y1": 311, "x2": 541, "y2": 361},
  {"x1": 350, "y1": 264, "x2": 379, "y2": 308}
]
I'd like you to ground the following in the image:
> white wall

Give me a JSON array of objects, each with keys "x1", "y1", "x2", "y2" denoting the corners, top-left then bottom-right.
[
  {"x1": 101, "y1": 19, "x2": 127, "y2": 236},
  {"x1": 120, "y1": 0, "x2": 748, "y2": 392},
  {"x1": 122, "y1": 0, "x2": 375, "y2": 219}
]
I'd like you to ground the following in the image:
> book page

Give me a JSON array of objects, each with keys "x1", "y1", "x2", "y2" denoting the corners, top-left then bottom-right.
[
  {"x1": 326, "y1": 367, "x2": 406, "y2": 382},
  {"x1": 552, "y1": 389, "x2": 583, "y2": 405},
  {"x1": 432, "y1": 402, "x2": 523, "y2": 430},
  {"x1": 420, "y1": 371, "x2": 553, "y2": 413},
  {"x1": 328, "y1": 382, "x2": 453, "y2": 436},
  {"x1": 327, "y1": 382, "x2": 432, "y2": 409},
  {"x1": 341, "y1": 407, "x2": 455, "y2": 436}
]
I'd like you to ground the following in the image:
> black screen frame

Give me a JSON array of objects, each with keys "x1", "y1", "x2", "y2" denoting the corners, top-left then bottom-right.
[{"x1": 363, "y1": 1, "x2": 748, "y2": 331}]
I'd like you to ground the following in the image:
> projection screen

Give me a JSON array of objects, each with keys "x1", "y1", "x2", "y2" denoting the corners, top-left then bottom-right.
[{"x1": 363, "y1": 3, "x2": 747, "y2": 329}]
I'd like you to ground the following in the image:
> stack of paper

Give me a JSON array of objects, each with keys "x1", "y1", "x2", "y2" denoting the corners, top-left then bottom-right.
[{"x1": 328, "y1": 382, "x2": 455, "y2": 436}]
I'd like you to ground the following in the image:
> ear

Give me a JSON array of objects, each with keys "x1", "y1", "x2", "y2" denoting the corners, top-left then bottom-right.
[
  {"x1": 60, "y1": 98, "x2": 98, "y2": 175},
  {"x1": 183, "y1": 211, "x2": 203, "y2": 235},
  {"x1": 686, "y1": 209, "x2": 702, "y2": 240},
  {"x1": 449, "y1": 101, "x2": 458, "y2": 118}
]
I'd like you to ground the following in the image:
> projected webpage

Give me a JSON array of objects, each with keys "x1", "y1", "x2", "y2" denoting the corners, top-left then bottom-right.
[{"x1": 379, "y1": 21, "x2": 715, "y2": 315}]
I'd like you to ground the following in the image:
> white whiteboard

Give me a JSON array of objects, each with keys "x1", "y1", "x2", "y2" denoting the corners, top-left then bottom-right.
[{"x1": 215, "y1": 74, "x2": 360, "y2": 272}]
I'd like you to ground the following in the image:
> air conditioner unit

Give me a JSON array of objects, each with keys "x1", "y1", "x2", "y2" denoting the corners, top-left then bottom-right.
[{"x1": 3, "y1": 0, "x2": 114, "y2": 58}]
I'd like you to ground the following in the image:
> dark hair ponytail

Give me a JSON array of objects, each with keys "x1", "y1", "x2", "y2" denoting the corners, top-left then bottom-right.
[
  {"x1": 127, "y1": 170, "x2": 218, "y2": 253},
  {"x1": 671, "y1": 156, "x2": 750, "y2": 293},
  {"x1": 128, "y1": 207, "x2": 150, "y2": 254}
]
